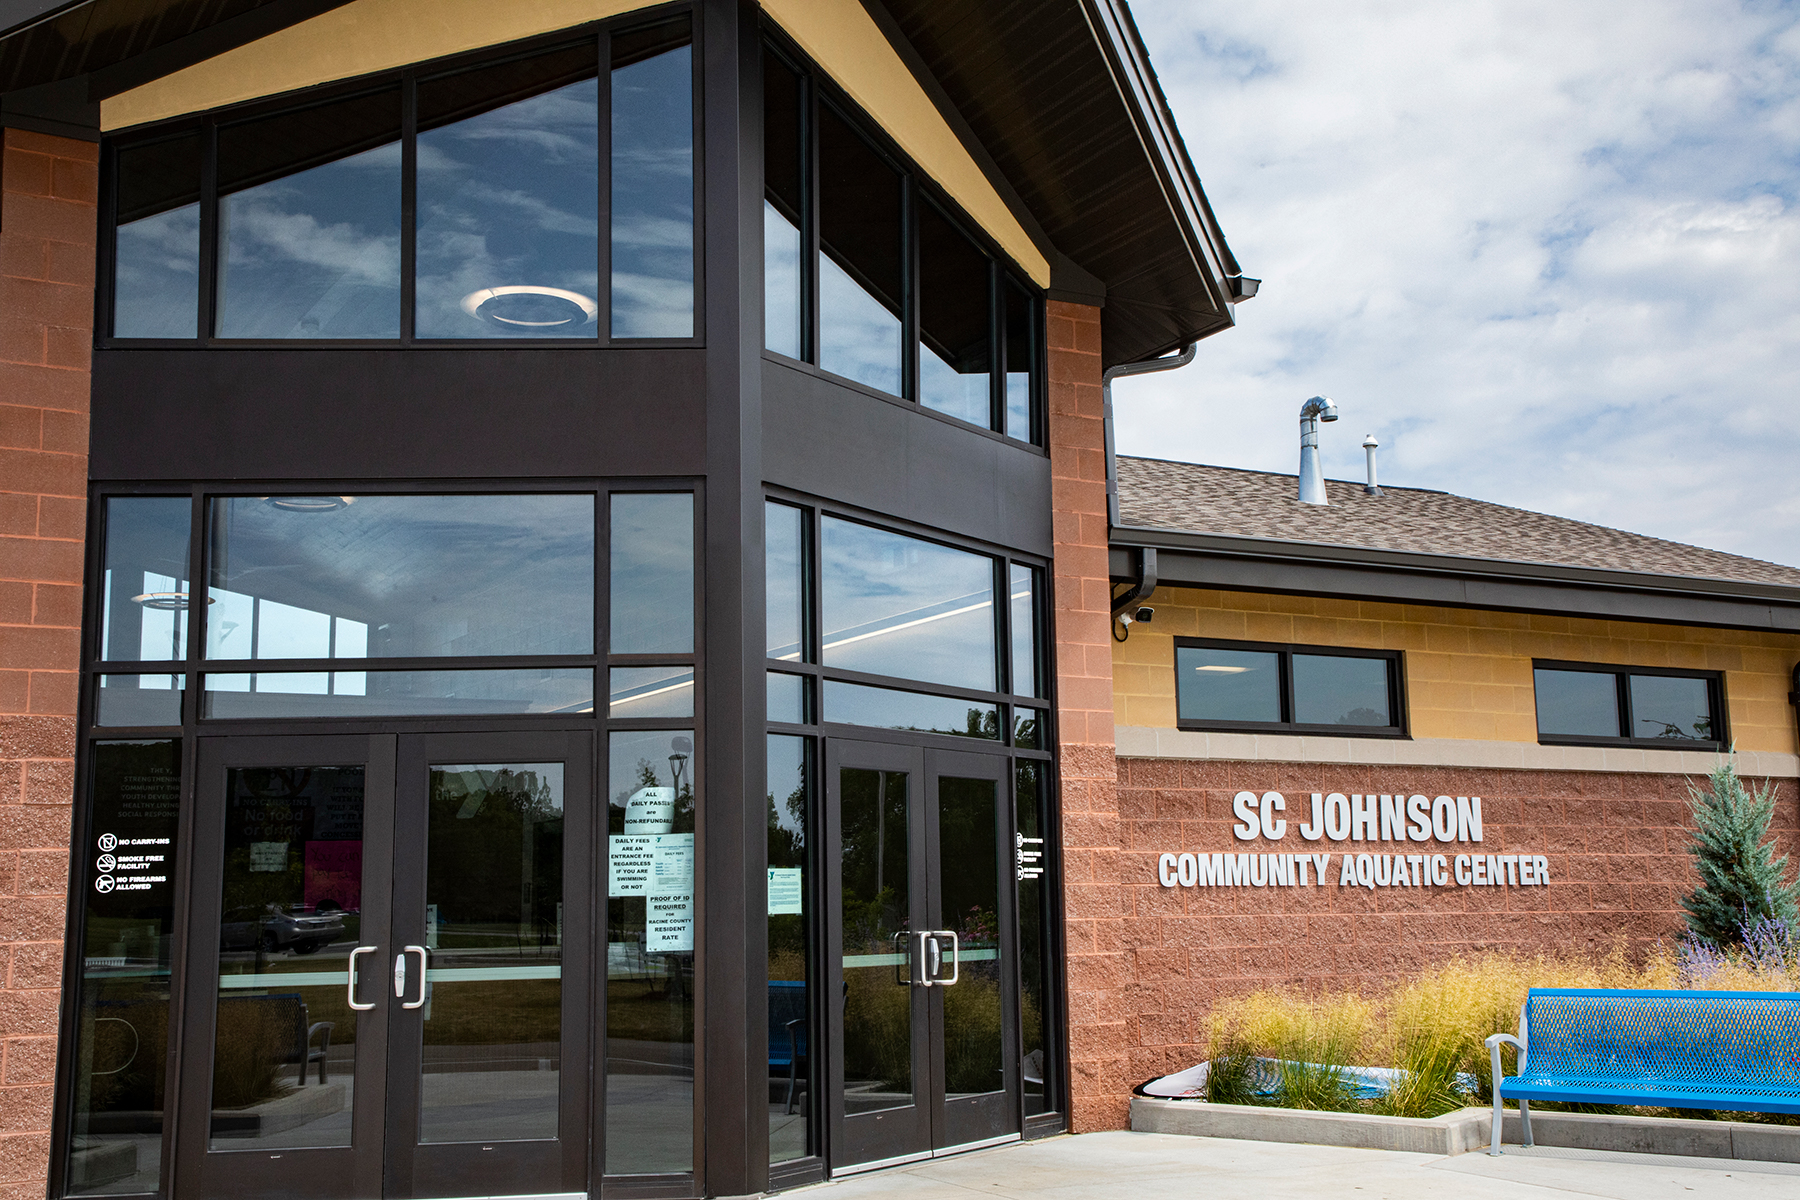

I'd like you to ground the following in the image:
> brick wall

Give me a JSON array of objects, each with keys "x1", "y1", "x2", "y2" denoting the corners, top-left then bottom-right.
[
  {"x1": 0, "y1": 127, "x2": 97, "y2": 1200},
  {"x1": 1116, "y1": 758, "x2": 1800, "y2": 1086},
  {"x1": 1044, "y1": 300, "x2": 1129, "y2": 1131}
]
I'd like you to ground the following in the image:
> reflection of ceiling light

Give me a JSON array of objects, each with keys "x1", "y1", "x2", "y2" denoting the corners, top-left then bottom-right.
[
  {"x1": 461, "y1": 285, "x2": 599, "y2": 328},
  {"x1": 1196, "y1": 665, "x2": 1250, "y2": 673},
  {"x1": 264, "y1": 496, "x2": 355, "y2": 512},
  {"x1": 132, "y1": 591, "x2": 214, "y2": 610}
]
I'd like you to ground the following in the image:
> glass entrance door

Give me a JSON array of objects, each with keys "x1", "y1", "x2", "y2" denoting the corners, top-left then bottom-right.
[
  {"x1": 174, "y1": 731, "x2": 591, "y2": 1200},
  {"x1": 826, "y1": 741, "x2": 1018, "y2": 1172}
]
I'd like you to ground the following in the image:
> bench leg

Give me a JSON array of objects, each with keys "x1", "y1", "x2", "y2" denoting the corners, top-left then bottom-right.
[
  {"x1": 1488, "y1": 1091, "x2": 1504, "y2": 1156},
  {"x1": 1518, "y1": 1099, "x2": 1533, "y2": 1148}
]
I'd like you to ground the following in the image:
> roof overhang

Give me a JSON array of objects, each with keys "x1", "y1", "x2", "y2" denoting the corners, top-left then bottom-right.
[{"x1": 1110, "y1": 525, "x2": 1800, "y2": 635}]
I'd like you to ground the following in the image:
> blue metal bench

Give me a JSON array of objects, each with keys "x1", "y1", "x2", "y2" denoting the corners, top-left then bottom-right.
[
  {"x1": 768, "y1": 981, "x2": 807, "y2": 1115},
  {"x1": 1486, "y1": 988, "x2": 1800, "y2": 1156}
]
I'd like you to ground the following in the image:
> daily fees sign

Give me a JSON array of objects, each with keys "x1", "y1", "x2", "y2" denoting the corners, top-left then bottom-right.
[{"x1": 1155, "y1": 790, "x2": 1551, "y2": 892}]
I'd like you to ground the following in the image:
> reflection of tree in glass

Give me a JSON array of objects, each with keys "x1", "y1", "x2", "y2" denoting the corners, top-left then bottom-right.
[
  {"x1": 1641, "y1": 716, "x2": 1710, "y2": 740},
  {"x1": 1336, "y1": 707, "x2": 1388, "y2": 727},
  {"x1": 428, "y1": 768, "x2": 564, "y2": 952}
]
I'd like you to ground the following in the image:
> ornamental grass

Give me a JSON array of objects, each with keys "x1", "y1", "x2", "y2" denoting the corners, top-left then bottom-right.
[{"x1": 1201, "y1": 932, "x2": 1800, "y2": 1119}]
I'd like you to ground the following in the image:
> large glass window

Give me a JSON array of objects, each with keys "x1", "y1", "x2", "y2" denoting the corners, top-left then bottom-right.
[
  {"x1": 610, "y1": 493, "x2": 695, "y2": 655},
  {"x1": 100, "y1": 498, "x2": 192, "y2": 663},
  {"x1": 206, "y1": 494, "x2": 594, "y2": 660},
  {"x1": 66, "y1": 740, "x2": 181, "y2": 1195},
  {"x1": 415, "y1": 47, "x2": 600, "y2": 338},
  {"x1": 820, "y1": 517, "x2": 996, "y2": 692},
  {"x1": 758, "y1": 37, "x2": 1043, "y2": 445},
  {"x1": 112, "y1": 134, "x2": 200, "y2": 338},
  {"x1": 611, "y1": 18, "x2": 695, "y2": 339},
  {"x1": 106, "y1": 21, "x2": 696, "y2": 345},
  {"x1": 604, "y1": 729, "x2": 696, "y2": 1175},
  {"x1": 215, "y1": 89, "x2": 403, "y2": 338},
  {"x1": 766, "y1": 501, "x2": 805, "y2": 662},
  {"x1": 1175, "y1": 639, "x2": 1403, "y2": 735},
  {"x1": 817, "y1": 106, "x2": 904, "y2": 396},
  {"x1": 766, "y1": 734, "x2": 811, "y2": 1164},
  {"x1": 1533, "y1": 661, "x2": 1723, "y2": 747}
]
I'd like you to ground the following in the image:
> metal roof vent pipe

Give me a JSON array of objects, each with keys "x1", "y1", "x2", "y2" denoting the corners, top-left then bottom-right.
[
  {"x1": 1362, "y1": 434, "x2": 1383, "y2": 496},
  {"x1": 1298, "y1": 395, "x2": 1337, "y2": 505}
]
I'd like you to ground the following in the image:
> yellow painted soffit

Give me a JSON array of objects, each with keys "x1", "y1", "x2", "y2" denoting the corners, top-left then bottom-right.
[
  {"x1": 761, "y1": 0, "x2": 1050, "y2": 287},
  {"x1": 101, "y1": 0, "x2": 650, "y2": 131}
]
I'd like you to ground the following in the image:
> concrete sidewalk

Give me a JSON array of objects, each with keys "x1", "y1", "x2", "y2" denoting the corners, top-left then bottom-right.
[{"x1": 787, "y1": 1130, "x2": 1800, "y2": 1200}]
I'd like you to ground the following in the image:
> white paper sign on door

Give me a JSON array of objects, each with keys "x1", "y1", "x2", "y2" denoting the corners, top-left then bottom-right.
[
  {"x1": 646, "y1": 834, "x2": 695, "y2": 952},
  {"x1": 767, "y1": 867, "x2": 803, "y2": 915},
  {"x1": 608, "y1": 835, "x2": 655, "y2": 896}
]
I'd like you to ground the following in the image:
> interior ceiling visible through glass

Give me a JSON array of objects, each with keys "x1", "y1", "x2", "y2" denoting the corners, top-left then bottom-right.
[
  {"x1": 817, "y1": 105, "x2": 903, "y2": 396},
  {"x1": 205, "y1": 494, "x2": 595, "y2": 661}
]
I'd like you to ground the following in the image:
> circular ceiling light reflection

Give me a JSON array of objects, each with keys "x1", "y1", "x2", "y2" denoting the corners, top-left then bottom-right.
[
  {"x1": 263, "y1": 496, "x2": 356, "y2": 512},
  {"x1": 131, "y1": 592, "x2": 214, "y2": 610},
  {"x1": 461, "y1": 285, "x2": 599, "y2": 329}
]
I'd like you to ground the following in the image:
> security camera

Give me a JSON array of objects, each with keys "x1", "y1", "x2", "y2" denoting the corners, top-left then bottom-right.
[{"x1": 1134, "y1": 606, "x2": 1154, "y2": 624}]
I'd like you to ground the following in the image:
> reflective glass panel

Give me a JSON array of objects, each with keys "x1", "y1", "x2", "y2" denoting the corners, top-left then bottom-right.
[
  {"x1": 203, "y1": 669, "x2": 593, "y2": 718},
  {"x1": 1013, "y1": 707, "x2": 1043, "y2": 750},
  {"x1": 420, "y1": 763, "x2": 565, "y2": 1142},
  {"x1": 113, "y1": 135, "x2": 200, "y2": 338},
  {"x1": 839, "y1": 766, "x2": 911, "y2": 1113},
  {"x1": 1292, "y1": 654, "x2": 1392, "y2": 728},
  {"x1": 1003, "y1": 279, "x2": 1035, "y2": 442},
  {"x1": 611, "y1": 20, "x2": 694, "y2": 338},
  {"x1": 1175, "y1": 646, "x2": 1281, "y2": 724},
  {"x1": 918, "y1": 202, "x2": 990, "y2": 426},
  {"x1": 766, "y1": 735, "x2": 810, "y2": 1163},
  {"x1": 101, "y1": 497, "x2": 192, "y2": 663},
  {"x1": 1630, "y1": 674, "x2": 1714, "y2": 741},
  {"x1": 1534, "y1": 669, "x2": 1620, "y2": 738},
  {"x1": 210, "y1": 765, "x2": 366, "y2": 1150},
  {"x1": 824, "y1": 681, "x2": 999, "y2": 740},
  {"x1": 610, "y1": 493, "x2": 694, "y2": 655},
  {"x1": 937, "y1": 775, "x2": 1002, "y2": 1100},
  {"x1": 766, "y1": 672, "x2": 806, "y2": 725},
  {"x1": 820, "y1": 518, "x2": 995, "y2": 691},
  {"x1": 216, "y1": 89, "x2": 402, "y2": 338},
  {"x1": 763, "y1": 50, "x2": 804, "y2": 359},
  {"x1": 1010, "y1": 563, "x2": 1039, "y2": 698},
  {"x1": 605, "y1": 730, "x2": 696, "y2": 1174},
  {"x1": 1015, "y1": 762, "x2": 1051, "y2": 1116},
  {"x1": 96, "y1": 675, "x2": 184, "y2": 727},
  {"x1": 67, "y1": 741, "x2": 180, "y2": 1195},
  {"x1": 416, "y1": 47, "x2": 599, "y2": 338},
  {"x1": 817, "y1": 106, "x2": 902, "y2": 394},
  {"x1": 206, "y1": 494, "x2": 593, "y2": 660},
  {"x1": 609, "y1": 666, "x2": 695, "y2": 719},
  {"x1": 766, "y1": 501, "x2": 805, "y2": 661}
]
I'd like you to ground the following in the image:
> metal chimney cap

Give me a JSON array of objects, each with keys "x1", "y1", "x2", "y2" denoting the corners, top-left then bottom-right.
[
  {"x1": 1300, "y1": 396, "x2": 1338, "y2": 422},
  {"x1": 1362, "y1": 434, "x2": 1379, "y2": 448}
]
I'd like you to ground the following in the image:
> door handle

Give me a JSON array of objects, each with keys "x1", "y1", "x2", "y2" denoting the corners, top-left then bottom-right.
[
  {"x1": 926, "y1": 934, "x2": 941, "y2": 980},
  {"x1": 347, "y1": 945, "x2": 377, "y2": 1011},
  {"x1": 401, "y1": 945, "x2": 429, "y2": 1010},
  {"x1": 935, "y1": 930, "x2": 960, "y2": 986}
]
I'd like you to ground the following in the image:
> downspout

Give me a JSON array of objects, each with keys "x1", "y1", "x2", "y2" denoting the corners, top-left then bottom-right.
[{"x1": 1102, "y1": 343, "x2": 1196, "y2": 528}]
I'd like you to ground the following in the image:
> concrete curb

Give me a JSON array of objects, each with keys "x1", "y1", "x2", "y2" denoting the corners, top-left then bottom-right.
[{"x1": 1129, "y1": 1097, "x2": 1800, "y2": 1164}]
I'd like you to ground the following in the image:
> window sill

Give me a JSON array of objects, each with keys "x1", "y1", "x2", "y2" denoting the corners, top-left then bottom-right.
[{"x1": 1176, "y1": 722, "x2": 1410, "y2": 741}]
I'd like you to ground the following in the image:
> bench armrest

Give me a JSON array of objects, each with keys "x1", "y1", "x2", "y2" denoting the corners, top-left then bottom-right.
[{"x1": 1485, "y1": 1033, "x2": 1521, "y2": 1089}]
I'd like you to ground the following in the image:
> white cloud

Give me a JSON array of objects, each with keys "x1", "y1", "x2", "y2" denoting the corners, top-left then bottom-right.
[{"x1": 1117, "y1": 0, "x2": 1800, "y2": 566}]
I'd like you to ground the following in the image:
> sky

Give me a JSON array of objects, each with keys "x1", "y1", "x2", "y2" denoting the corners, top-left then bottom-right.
[{"x1": 1114, "y1": 0, "x2": 1800, "y2": 568}]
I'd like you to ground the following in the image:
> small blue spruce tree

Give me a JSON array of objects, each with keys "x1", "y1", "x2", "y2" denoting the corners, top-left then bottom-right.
[{"x1": 1680, "y1": 758, "x2": 1800, "y2": 948}]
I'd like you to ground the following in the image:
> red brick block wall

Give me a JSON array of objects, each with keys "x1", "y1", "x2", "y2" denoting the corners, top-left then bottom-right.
[
  {"x1": 1044, "y1": 300, "x2": 1129, "y2": 1132},
  {"x1": 1116, "y1": 758, "x2": 1800, "y2": 1086},
  {"x1": 0, "y1": 127, "x2": 97, "y2": 1200}
]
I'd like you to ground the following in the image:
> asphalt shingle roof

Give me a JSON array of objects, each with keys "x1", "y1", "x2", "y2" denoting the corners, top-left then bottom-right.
[{"x1": 1115, "y1": 456, "x2": 1800, "y2": 590}]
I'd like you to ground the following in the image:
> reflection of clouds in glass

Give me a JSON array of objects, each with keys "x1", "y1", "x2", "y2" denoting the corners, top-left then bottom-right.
[
  {"x1": 819, "y1": 254, "x2": 902, "y2": 395},
  {"x1": 216, "y1": 142, "x2": 400, "y2": 338},
  {"x1": 115, "y1": 204, "x2": 199, "y2": 337},
  {"x1": 415, "y1": 80, "x2": 599, "y2": 339},
  {"x1": 921, "y1": 347, "x2": 988, "y2": 425},
  {"x1": 765, "y1": 203, "x2": 802, "y2": 357},
  {"x1": 612, "y1": 46, "x2": 693, "y2": 338},
  {"x1": 821, "y1": 518, "x2": 995, "y2": 692}
]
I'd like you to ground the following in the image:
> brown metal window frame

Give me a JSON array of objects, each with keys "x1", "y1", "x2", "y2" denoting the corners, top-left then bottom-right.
[
  {"x1": 1172, "y1": 636, "x2": 1409, "y2": 739},
  {"x1": 1531, "y1": 658, "x2": 1727, "y2": 751}
]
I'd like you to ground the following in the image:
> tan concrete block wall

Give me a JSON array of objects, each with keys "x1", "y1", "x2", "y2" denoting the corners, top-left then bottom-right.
[
  {"x1": 1044, "y1": 300, "x2": 1128, "y2": 1132},
  {"x1": 1114, "y1": 586, "x2": 1800, "y2": 753},
  {"x1": 0, "y1": 127, "x2": 96, "y2": 1200},
  {"x1": 1116, "y1": 757, "x2": 1800, "y2": 1087}
]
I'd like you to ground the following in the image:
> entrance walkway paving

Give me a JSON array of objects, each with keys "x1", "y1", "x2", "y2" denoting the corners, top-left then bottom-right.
[{"x1": 787, "y1": 1130, "x2": 1800, "y2": 1200}]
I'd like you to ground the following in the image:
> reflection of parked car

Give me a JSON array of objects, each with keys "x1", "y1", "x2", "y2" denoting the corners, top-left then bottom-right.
[{"x1": 220, "y1": 904, "x2": 345, "y2": 955}]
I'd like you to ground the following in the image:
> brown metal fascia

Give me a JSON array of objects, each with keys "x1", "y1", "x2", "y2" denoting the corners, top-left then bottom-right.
[
  {"x1": 1109, "y1": 525, "x2": 1800, "y2": 633},
  {"x1": 1076, "y1": 0, "x2": 1239, "y2": 330}
]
